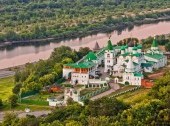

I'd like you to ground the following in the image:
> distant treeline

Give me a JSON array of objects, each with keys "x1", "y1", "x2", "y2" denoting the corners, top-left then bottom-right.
[{"x1": 1, "y1": 0, "x2": 170, "y2": 43}]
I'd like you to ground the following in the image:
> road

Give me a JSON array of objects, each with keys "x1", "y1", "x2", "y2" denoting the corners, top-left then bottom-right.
[
  {"x1": 90, "y1": 81, "x2": 120, "y2": 100},
  {"x1": 0, "y1": 70, "x2": 15, "y2": 79},
  {"x1": 0, "y1": 110, "x2": 51, "y2": 122}
]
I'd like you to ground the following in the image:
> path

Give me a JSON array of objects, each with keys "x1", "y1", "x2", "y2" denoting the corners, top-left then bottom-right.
[
  {"x1": 0, "y1": 70, "x2": 15, "y2": 79},
  {"x1": 90, "y1": 81, "x2": 120, "y2": 100},
  {"x1": 0, "y1": 110, "x2": 51, "y2": 122}
]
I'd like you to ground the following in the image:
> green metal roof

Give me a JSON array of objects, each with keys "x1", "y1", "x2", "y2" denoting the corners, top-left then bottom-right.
[
  {"x1": 134, "y1": 72, "x2": 143, "y2": 77},
  {"x1": 121, "y1": 46, "x2": 126, "y2": 50},
  {"x1": 144, "y1": 53, "x2": 163, "y2": 60},
  {"x1": 113, "y1": 46, "x2": 121, "y2": 49},
  {"x1": 133, "y1": 46, "x2": 138, "y2": 50},
  {"x1": 152, "y1": 38, "x2": 158, "y2": 47},
  {"x1": 107, "y1": 40, "x2": 113, "y2": 50},
  {"x1": 64, "y1": 62, "x2": 96, "y2": 68},
  {"x1": 137, "y1": 44, "x2": 142, "y2": 49},
  {"x1": 132, "y1": 53, "x2": 141, "y2": 57},
  {"x1": 121, "y1": 52, "x2": 130, "y2": 57},
  {"x1": 141, "y1": 63, "x2": 152, "y2": 67},
  {"x1": 86, "y1": 52, "x2": 97, "y2": 61},
  {"x1": 125, "y1": 60, "x2": 138, "y2": 66}
]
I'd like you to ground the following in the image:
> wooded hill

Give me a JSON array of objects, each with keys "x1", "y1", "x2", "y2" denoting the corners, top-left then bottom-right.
[{"x1": 1, "y1": 0, "x2": 170, "y2": 43}]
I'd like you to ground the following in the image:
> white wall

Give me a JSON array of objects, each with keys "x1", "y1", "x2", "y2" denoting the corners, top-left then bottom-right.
[
  {"x1": 63, "y1": 68, "x2": 74, "y2": 79},
  {"x1": 104, "y1": 50, "x2": 115, "y2": 72},
  {"x1": 71, "y1": 73, "x2": 89, "y2": 85}
]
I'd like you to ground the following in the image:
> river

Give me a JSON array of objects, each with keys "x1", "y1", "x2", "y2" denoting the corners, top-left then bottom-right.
[{"x1": 0, "y1": 21, "x2": 170, "y2": 70}]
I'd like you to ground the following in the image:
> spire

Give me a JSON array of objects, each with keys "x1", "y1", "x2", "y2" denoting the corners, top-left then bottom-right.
[
  {"x1": 93, "y1": 41, "x2": 100, "y2": 51},
  {"x1": 151, "y1": 37, "x2": 158, "y2": 47},
  {"x1": 125, "y1": 54, "x2": 135, "y2": 73},
  {"x1": 107, "y1": 39, "x2": 113, "y2": 50}
]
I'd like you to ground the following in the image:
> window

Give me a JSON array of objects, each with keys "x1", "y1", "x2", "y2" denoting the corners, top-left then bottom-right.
[
  {"x1": 107, "y1": 54, "x2": 110, "y2": 58},
  {"x1": 107, "y1": 60, "x2": 110, "y2": 63}
]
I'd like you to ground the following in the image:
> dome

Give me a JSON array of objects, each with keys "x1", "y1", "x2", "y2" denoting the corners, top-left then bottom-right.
[
  {"x1": 133, "y1": 47, "x2": 138, "y2": 50},
  {"x1": 121, "y1": 46, "x2": 125, "y2": 50}
]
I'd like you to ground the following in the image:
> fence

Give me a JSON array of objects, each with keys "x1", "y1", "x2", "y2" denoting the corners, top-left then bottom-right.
[
  {"x1": 21, "y1": 90, "x2": 39, "y2": 98},
  {"x1": 80, "y1": 86, "x2": 110, "y2": 101},
  {"x1": 109, "y1": 86, "x2": 140, "y2": 98}
]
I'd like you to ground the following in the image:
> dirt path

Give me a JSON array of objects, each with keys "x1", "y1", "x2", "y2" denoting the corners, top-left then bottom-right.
[{"x1": 90, "y1": 82, "x2": 120, "y2": 100}]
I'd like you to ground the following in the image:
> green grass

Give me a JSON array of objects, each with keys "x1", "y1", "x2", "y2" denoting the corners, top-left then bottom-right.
[
  {"x1": 117, "y1": 88, "x2": 150, "y2": 105},
  {"x1": 0, "y1": 76, "x2": 14, "y2": 101},
  {"x1": 108, "y1": 85, "x2": 137, "y2": 97},
  {"x1": 80, "y1": 88, "x2": 99, "y2": 96},
  {"x1": 20, "y1": 99, "x2": 49, "y2": 106}
]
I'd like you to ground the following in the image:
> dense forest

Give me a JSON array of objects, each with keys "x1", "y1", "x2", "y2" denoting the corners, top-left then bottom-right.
[
  {"x1": 0, "y1": 72, "x2": 170, "y2": 125},
  {"x1": 1, "y1": 0, "x2": 170, "y2": 43}
]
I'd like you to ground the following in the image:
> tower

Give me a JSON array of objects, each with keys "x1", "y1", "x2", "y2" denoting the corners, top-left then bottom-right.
[
  {"x1": 104, "y1": 40, "x2": 116, "y2": 72},
  {"x1": 151, "y1": 37, "x2": 159, "y2": 50}
]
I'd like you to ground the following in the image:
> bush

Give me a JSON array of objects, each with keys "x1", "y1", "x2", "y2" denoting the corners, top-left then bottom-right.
[{"x1": 0, "y1": 99, "x2": 3, "y2": 109}]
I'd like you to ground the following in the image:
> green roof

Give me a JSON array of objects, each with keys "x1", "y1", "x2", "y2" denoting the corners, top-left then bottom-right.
[
  {"x1": 86, "y1": 52, "x2": 97, "y2": 61},
  {"x1": 107, "y1": 40, "x2": 113, "y2": 50},
  {"x1": 141, "y1": 63, "x2": 152, "y2": 67},
  {"x1": 120, "y1": 52, "x2": 141, "y2": 57},
  {"x1": 132, "y1": 53, "x2": 141, "y2": 57},
  {"x1": 121, "y1": 46, "x2": 126, "y2": 50},
  {"x1": 133, "y1": 46, "x2": 138, "y2": 50},
  {"x1": 145, "y1": 53, "x2": 163, "y2": 60},
  {"x1": 152, "y1": 38, "x2": 158, "y2": 47},
  {"x1": 137, "y1": 44, "x2": 142, "y2": 49},
  {"x1": 113, "y1": 46, "x2": 121, "y2": 50},
  {"x1": 64, "y1": 62, "x2": 96, "y2": 68},
  {"x1": 125, "y1": 60, "x2": 138, "y2": 66},
  {"x1": 134, "y1": 72, "x2": 143, "y2": 77},
  {"x1": 121, "y1": 52, "x2": 130, "y2": 57}
]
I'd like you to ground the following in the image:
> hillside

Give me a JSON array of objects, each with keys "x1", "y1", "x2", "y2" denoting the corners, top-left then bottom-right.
[{"x1": 1, "y1": 0, "x2": 170, "y2": 43}]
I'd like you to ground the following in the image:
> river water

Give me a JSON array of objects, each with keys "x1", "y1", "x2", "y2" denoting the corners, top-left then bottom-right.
[{"x1": 0, "y1": 21, "x2": 170, "y2": 69}]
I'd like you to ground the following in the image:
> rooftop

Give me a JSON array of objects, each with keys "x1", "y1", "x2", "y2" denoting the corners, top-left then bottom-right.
[
  {"x1": 64, "y1": 62, "x2": 96, "y2": 68},
  {"x1": 144, "y1": 53, "x2": 163, "y2": 60}
]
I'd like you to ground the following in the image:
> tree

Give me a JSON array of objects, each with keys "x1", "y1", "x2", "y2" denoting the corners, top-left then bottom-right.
[
  {"x1": 165, "y1": 42, "x2": 170, "y2": 51},
  {"x1": 77, "y1": 47, "x2": 91, "y2": 58},
  {"x1": 0, "y1": 99, "x2": 3, "y2": 109},
  {"x1": 88, "y1": 97, "x2": 129, "y2": 117},
  {"x1": 2, "y1": 112, "x2": 19, "y2": 126},
  {"x1": 18, "y1": 115, "x2": 39, "y2": 126},
  {"x1": 65, "y1": 120, "x2": 82, "y2": 126},
  {"x1": 62, "y1": 58, "x2": 74, "y2": 64},
  {"x1": 88, "y1": 116, "x2": 110, "y2": 126},
  {"x1": 8, "y1": 94, "x2": 18, "y2": 108},
  {"x1": 12, "y1": 83, "x2": 22, "y2": 94}
]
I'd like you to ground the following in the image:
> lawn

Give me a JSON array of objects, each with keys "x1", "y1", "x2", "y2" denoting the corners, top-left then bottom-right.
[
  {"x1": 117, "y1": 88, "x2": 150, "y2": 105},
  {"x1": 108, "y1": 85, "x2": 137, "y2": 97},
  {"x1": 0, "y1": 76, "x2": 14, "y2": 101},
  {"x1": 80, "y1": 88, "x2": 99, "y2": 96}
]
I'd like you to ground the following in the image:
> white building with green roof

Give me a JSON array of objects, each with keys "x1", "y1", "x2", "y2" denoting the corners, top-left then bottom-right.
[{"x1": 62, "y1": 37, "x2": 167, "y2": 86}]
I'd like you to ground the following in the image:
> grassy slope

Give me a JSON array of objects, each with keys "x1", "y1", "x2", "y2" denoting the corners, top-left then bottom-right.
[
  {"x1": 116, "y1": 88, "x2": 150, "y2": 105},
  {"x1": 0, "y1": 76, "x2": 14, "y2": 101}
]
